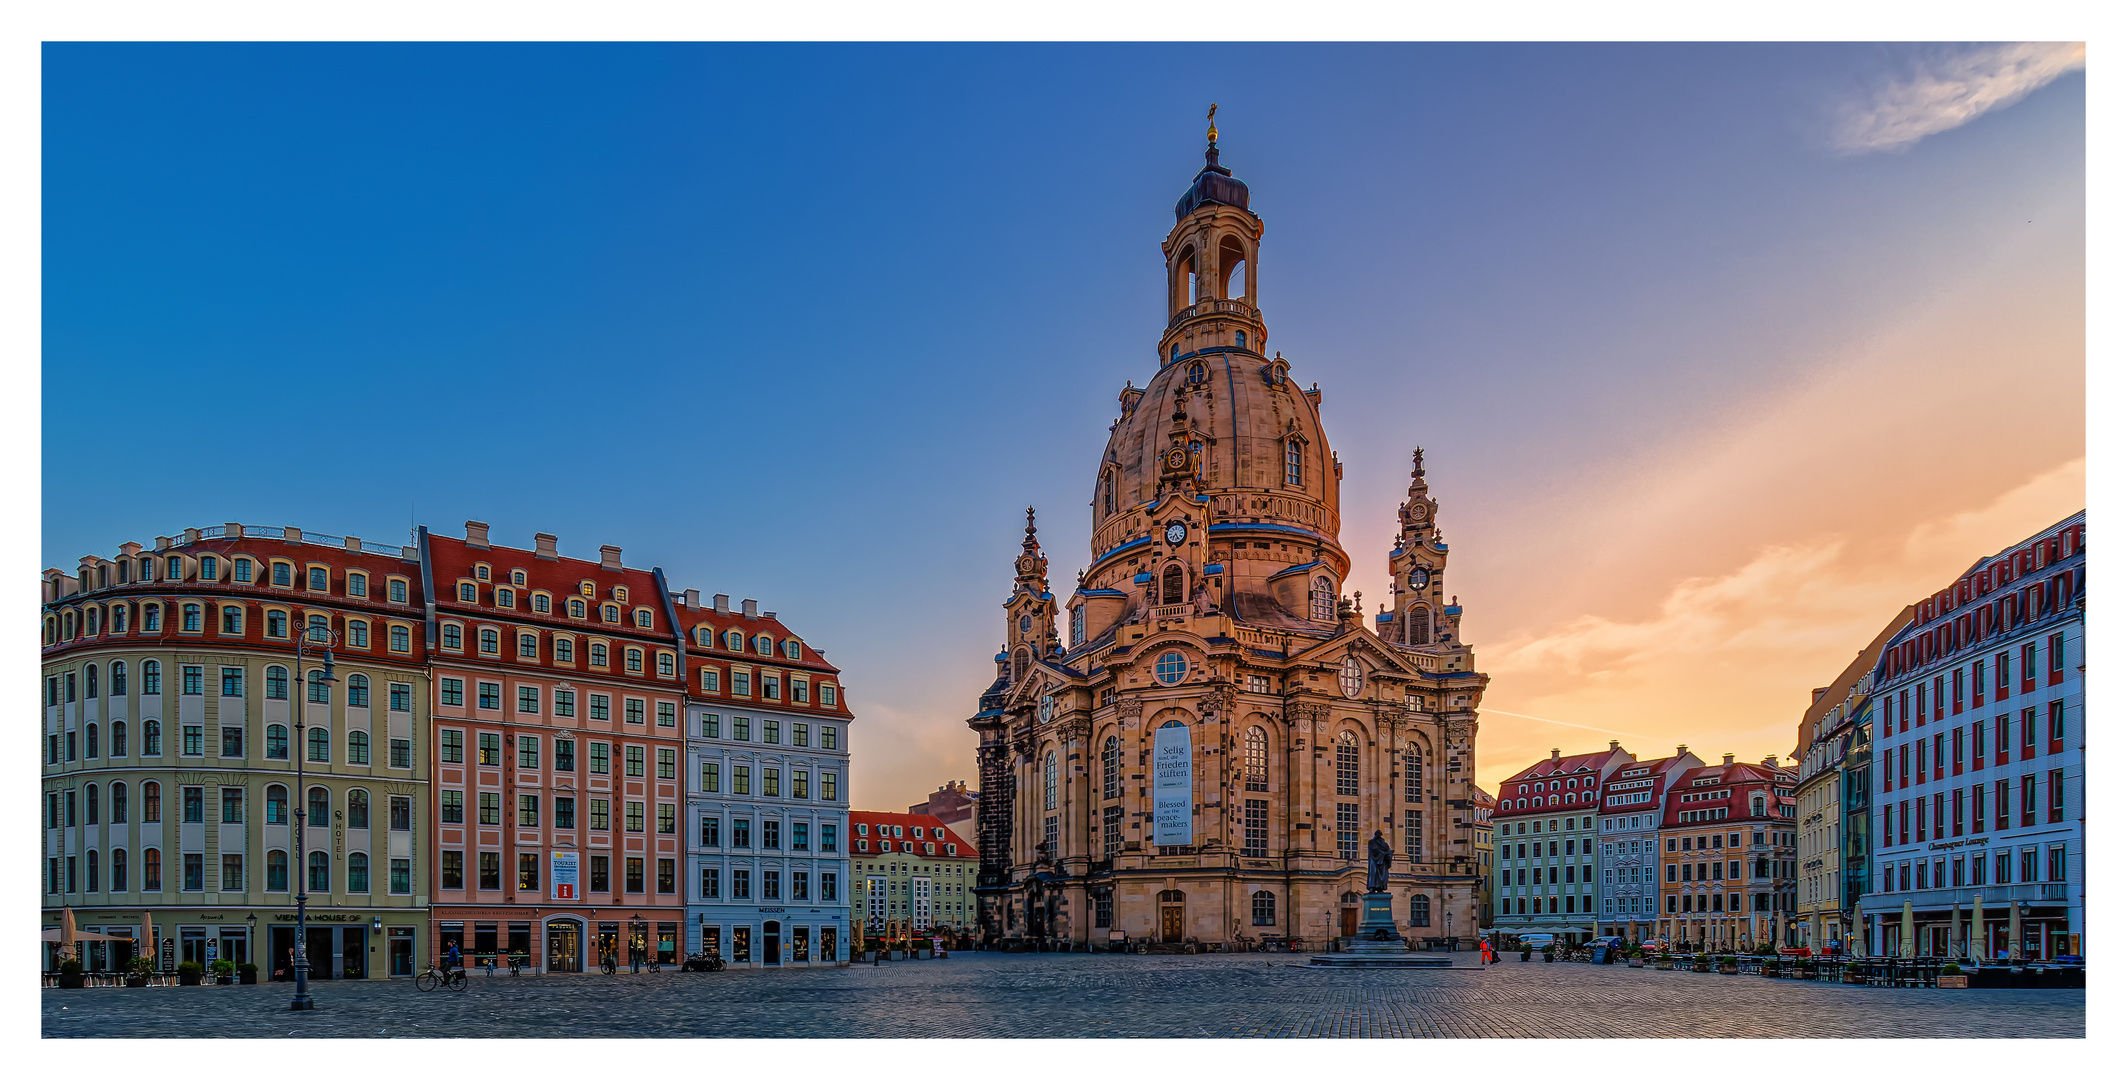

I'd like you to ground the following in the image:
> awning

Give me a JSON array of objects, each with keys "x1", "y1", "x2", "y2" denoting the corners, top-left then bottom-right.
[{"x1": 43, "y1": 928, "x2": 127, "y2": 942}]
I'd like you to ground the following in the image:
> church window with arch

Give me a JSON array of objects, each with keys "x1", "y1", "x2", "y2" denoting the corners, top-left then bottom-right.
[
  {"x1": 1244, "y1": 727, "x2": 1269, "y2": 792},
  {"x1": 1043, "y1": 751, "x2": 1058, "y2": 812},
  {"x1": 1404, "y1": 744, "x2": 1423, "y2": 802},
  {"x1": 1335, "y1": 731, "x2": 1360, "y2": 796},
  {"x1": 1161, "y1": 565, "x2": 1185, "y2": 605},
  {"x1": 1310, "y1": 577, "x2": 1334, "y2": 622},
  {"x1": 1339, "y1": 656, "x2": 1363, "y2": 698},
  {"x1": 1102, "y1": 737, "x2": 1122, "y2": 800},
  {"x1": 1286, "y1": 439, "x2": 1302, "y2": 485}
]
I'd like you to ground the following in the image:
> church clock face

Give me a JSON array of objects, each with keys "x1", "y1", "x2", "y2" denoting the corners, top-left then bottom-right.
[
  {"x1": 1167, "y1": 449, "x2": 1188, "y2": 470},
  {"x1": 1409, "y1": 567, "x2": 1430, "y2": 589},
  {"x1": 1165, "y1": 522, "x2": 1187, "y2": 545},
  {"x1": 1019, "y1": 614, "x2": 1033, "y2": 633}
]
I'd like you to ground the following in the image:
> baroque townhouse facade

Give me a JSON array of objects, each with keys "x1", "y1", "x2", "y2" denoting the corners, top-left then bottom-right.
[
  {"x1": 683, "y1": 591, "x2": 853, "y2": 968},
  {"x1": 1856, "y1": 512, "x2": 2084, "y2": 961},
  {"x1": 1489, "y1": 746, "x2": 1634, "y2": 944},
  {"x1": 1597, "y1": 747, "x2": 1701, "y2": 940},
  {"x1": 42, "y1": 525, "x2": 432, "y2": 979},
  {"x1": 851, "y1": 812, "x2": 978, "y2": 948},
  {"x1": 970, "y1": 129, "x2": 1489, "y2": 951},
  {"x1": 1792, "y1": 606, "x2": 1909, "y2": 954},
  {"x1": 1654, "y1": 756, "x2": 1798, "y2": 949},
  {"x1": 422, "y1": 523, "x2": 689, "y2": 972}
]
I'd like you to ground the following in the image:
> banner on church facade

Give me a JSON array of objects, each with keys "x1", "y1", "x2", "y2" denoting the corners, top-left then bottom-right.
[{"x1": 1153, "y1": 721, "x2": 1192, "y2": 846}]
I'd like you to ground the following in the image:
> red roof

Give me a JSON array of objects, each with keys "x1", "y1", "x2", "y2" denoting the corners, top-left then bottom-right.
[
  {"x1": 1492, "y1": 748, "x2": 1631, "y2": 818},
  {"x1": 850, "y1": 811, "x2": 976, "y2": 859},
  {"x1": 1659, "y1": 761, "x2": 1795, "y2": 828}
]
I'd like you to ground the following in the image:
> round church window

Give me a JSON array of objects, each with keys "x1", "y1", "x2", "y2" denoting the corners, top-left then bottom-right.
[
  {"x1": 1154, "y1": 651, "x2": 1187, "y2": 685},
  {"x1": 1339, "y1": 656, "x2": 1364, "y2": 698}
]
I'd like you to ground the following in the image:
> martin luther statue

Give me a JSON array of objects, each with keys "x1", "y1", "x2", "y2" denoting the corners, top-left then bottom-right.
[{"x1": 1365, "y1": 830, "x2": 1393, "y2": 894}]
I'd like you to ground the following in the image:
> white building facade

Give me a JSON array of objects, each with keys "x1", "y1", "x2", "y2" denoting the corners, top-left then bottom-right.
[
  {"x1": 1598, "y1": 748, "x2": 1701, "y2": 940},
  {"x1": 678, "y1": 594, "x2": 853, "y2": 968},
  {"x1": 1856, "y1": 513, "x2": 2084, "y2": 961}
]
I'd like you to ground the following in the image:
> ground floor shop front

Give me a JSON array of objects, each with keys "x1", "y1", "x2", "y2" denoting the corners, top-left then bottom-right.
[
  {"x1": 431, "y1": 905, "x2": 687, "y2": 974},
  {"x1": 43, "y1": 904, "x2": 426, "y2": 980},
  {"x1": 1858, "y1": 891, "x2": 2081, "y2": 960},
  {"x1": 689, "y1": 902, "x2": 848, "y2": 967},
  {"x1": 1650, "y1": 912, "x2": 1798, "y2": 950}
]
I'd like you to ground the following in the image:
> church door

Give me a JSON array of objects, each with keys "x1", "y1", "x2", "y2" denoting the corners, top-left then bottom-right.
[
  {"x1": 1160, "y1": 907, "x2": 1184, "y2": 943},
  {"x1": 1157, "y1": 890, "x2": 1186, "y2": 943},
  {"x1": 1340, "y1": 907, "x2": 1359, "y2": 938}
]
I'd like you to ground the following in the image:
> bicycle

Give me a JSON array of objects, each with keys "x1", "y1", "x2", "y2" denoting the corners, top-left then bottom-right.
[
  {"x1": 414, "y1": 964, "x2": 469, "y2": 992},
  {"x1": 507, "y1": 954, "x2": 526, "y2": 976},
  {"x1": 682, "y1": 951, "x2": 726, "y2": 973},
  {"x1": 600, "y1": 953, "x2": 618, "y2": 975}
]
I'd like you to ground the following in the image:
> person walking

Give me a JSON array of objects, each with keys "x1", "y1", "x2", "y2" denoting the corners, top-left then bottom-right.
[{"x1": 445, "y1": 940, "x2": 461, "y2": 973}]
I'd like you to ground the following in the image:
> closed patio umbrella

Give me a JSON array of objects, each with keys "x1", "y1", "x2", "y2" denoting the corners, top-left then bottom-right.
[
  {"x1": 1900, "y1": 901, "x2": 1914, "y2": 958},
  {"x1": 2008, "y1": 902, "x2": 2022, "y2": 962},
  {"x1": 59, "y1": 906, "x2": 76, "y2": 963},
  {"x1": 1970, "y1": 895, "x2": 1984, "y2": 963}
]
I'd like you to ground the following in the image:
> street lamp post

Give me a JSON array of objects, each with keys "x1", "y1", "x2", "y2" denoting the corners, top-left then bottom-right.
[{"x1": 289, "y1": 623, "x2": 338, "y2": 1012}]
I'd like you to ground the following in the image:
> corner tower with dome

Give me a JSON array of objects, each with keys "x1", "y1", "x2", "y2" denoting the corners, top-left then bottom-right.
[{"x1": 966, "y1": 120, "x2": 1490, "y2": 951}]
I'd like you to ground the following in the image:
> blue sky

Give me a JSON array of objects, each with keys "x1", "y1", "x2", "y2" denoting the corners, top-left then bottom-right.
[{"x1": 43, "y1": 43, "x2": 2085, "y2": 805}]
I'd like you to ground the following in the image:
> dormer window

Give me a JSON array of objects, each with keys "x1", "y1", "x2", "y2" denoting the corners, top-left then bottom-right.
[
  {"x1": 1286, "y1": 440, "x2": 1302, "y2": 485},
  {"x1": 726, "y1": 630, "x2": 744, "y2": 651},
  {"x1": 568, "y1": 598, "x2": 586, "y2": 619},
  {"x1": 532, "y1": 593, "x2": 550, "y2": 613},
  {"x1": 308, "y1": 566, "x2": 328, "y2": 591},
  {"x1": 511, "y1": 570, "x2": 526, "y2": 586},
  {"x1": 613, "y1": 586, "x2": 629, "y2": 603},
  {"x1": 475, "y1": 565, "x2": 490, "y2": 581},
  {"x1": 602, "y1": 604, "x2": 620, "y2": 623},
  {"x1": 496, "y1": 587, "x2": 515, "y2": 608},
  {"x1": 634, "y1": 608, "x2": 653, "y2": 628}
]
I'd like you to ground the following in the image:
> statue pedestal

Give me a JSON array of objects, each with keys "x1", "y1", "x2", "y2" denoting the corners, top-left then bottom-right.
[{"x1": 1310, "y1": 892, "x2": 1452, "y2": 969}]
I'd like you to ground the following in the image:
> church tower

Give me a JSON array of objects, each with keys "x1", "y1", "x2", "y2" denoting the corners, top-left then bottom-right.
[{"x1": 965, "y1": 114, "x2": 1488, "y2": 953}]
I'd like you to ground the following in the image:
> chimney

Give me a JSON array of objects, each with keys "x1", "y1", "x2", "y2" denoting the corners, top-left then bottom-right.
[
  {"x1": 534, "y1": 533, "x2": 559, "y2": 561},
  {"x1": 1609, "y1": 740, "x2": 1620, "y2": 751},
  {"x1": 282, "y1": 526, "x2": 301, "y2": 544},
  {"x1": 465, "y1": 521, "x2": 491, "y2": 549},
  {"x1": 1762, "y1": 755, "x2": 1779, "y2": 768},
  {"x1": 225, "y1": 522, "x2": 244, "y2": 539},
  {"x1": 1722, "y1": 753, "x2": 1734, "y2": 766},
  {"x1": 763, "y1": 611, "x2": 776, "y2": 620},
  {"x1": 599, "y1": 545, "x2": 622, "y2": 571},
  {"x1": 713, "y1": 593, "x2": 729, "y2": 614},
  {"x1": 1677, "y1": 744, "x2": 1688, "y2": 757},
  {"x1": 742, "y1": 599, "x2": 759, "y2": 618},
  {"x1": 1550, "y1": 748, "x2": 1560, "y2": 761},
  {"x1": 344, "y1": 535, "x2": 362, "y2": 552},
  {"x1": 683, "y1": 588, "x2": 700, "y2": 609}
]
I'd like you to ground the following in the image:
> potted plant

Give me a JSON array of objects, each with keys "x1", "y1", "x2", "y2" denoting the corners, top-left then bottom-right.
[
  {"x1": 1717, "y1": 953, "x2": 1739, "y2": 975},
  {"x1": 1843, "y1": 961, "x2": 1866, "y2": 984},
  {"x1": 56, "y1": 959, "x2": 87, "y2": 989},
  {"x1": 210, "y1": 959, "x2": 236, "y2": 985},
  {"x1": 1938, "y1": 962, "x2": 1968, "y2": 989},
  {"x1": 125, "y1": 956, "x2": 154, "y2": 988},
  {"x1": 1626, "y1": 946, "x2": 1645, "y2": 968},
  {"x1": 177, "y1": 961, "x2": 204, "y2": 986},
  {"x1": 238, "y1": 962, "x2": 259, "y2": 986},
  {"x1": 1520, "y1": 945, "x2": 1532, "y2": 962},
  {"x1": 1541, "y1": 944, "x2": 1555, "y2": 963},
  {"x1": 1691, "y1": 952, "x2": 1712, "y2": 973}
]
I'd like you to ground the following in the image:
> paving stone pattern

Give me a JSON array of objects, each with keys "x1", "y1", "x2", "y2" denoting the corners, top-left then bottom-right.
[{"x1": 42, "y1": 953, "x2": 2083, "y2": 1039}]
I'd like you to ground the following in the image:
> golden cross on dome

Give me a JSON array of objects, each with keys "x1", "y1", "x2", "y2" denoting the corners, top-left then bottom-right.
[{"x1": 1206, "y1": 103, "x2": 1218, "y2": 145}]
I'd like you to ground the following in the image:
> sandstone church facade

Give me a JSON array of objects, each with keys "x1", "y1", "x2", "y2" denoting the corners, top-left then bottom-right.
[{"x1": 967, "y1": 127, "x2": 1490, "y2": 950}]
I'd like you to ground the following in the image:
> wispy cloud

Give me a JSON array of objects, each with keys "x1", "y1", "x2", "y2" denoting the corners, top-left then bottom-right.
[{"x1": 1833, "y1": 42, "x2": 2085, "y2": 154}]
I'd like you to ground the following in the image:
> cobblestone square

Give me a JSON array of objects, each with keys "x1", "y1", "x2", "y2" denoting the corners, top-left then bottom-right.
[{"x1": 42, "y1": 952, "x2": 2084, "y2": 1038}]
